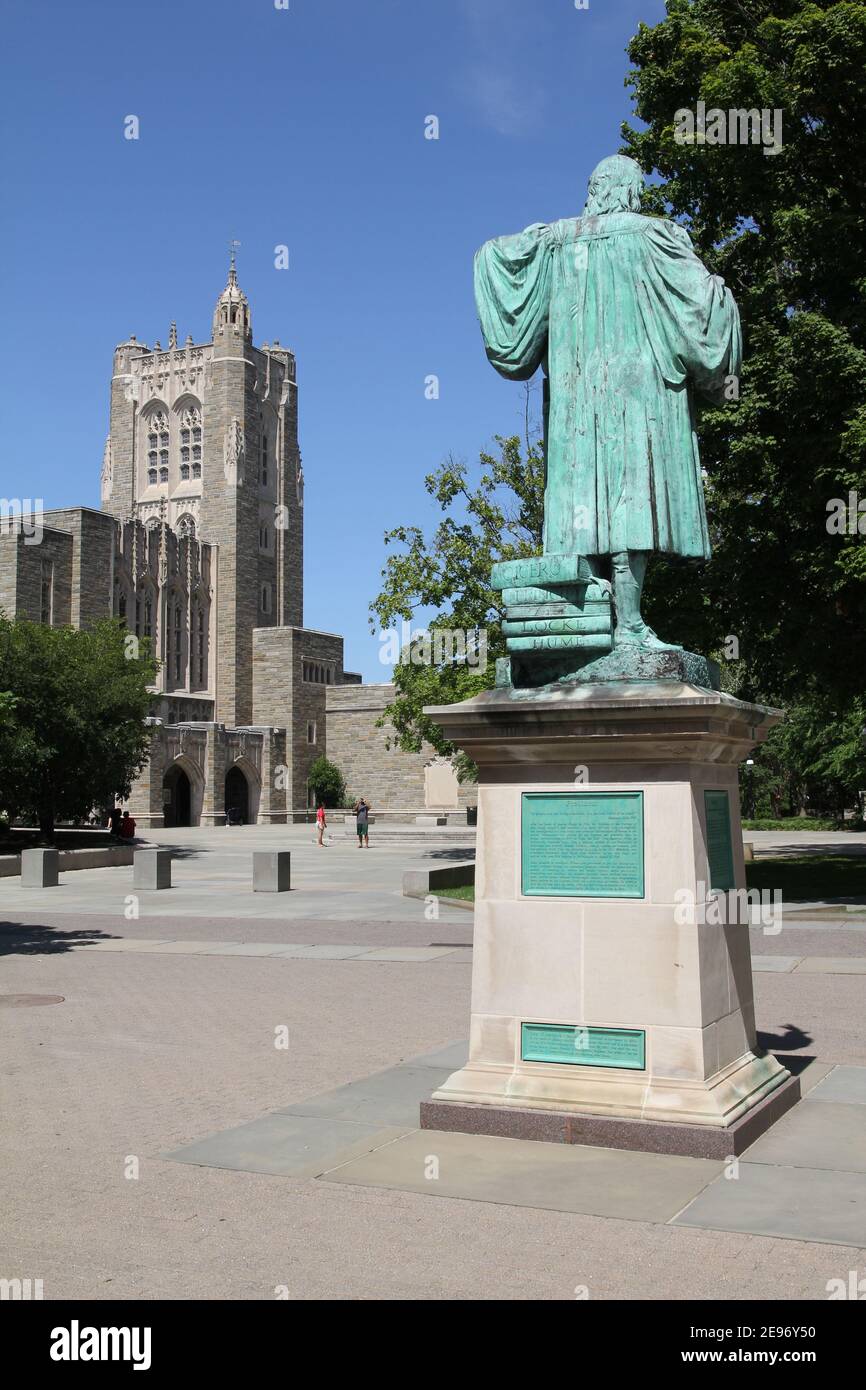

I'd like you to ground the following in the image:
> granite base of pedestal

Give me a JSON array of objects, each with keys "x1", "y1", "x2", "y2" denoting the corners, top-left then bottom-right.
[
  {"x1": 421, "y1": 678, "x2": 794, "y2": 1153},
  {"x1": 420, "y1": 1071, "x2": 801, "y2": 1159}
]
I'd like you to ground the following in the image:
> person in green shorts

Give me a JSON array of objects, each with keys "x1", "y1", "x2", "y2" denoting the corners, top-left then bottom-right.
[{"x1": 354, "y1": 798, "x2": 370, "y2": 848}]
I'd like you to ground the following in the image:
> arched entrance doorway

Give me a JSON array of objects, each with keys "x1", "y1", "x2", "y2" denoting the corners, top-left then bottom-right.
[
  {"x1": 225, "y1": 765, "x2": 250, "y2": 825},
  {"x1": 163, "y1": 765, "x2": 192, "y2": 827}
]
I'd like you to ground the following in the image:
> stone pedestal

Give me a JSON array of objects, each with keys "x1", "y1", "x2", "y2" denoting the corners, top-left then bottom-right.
[
  {"x1": 133, "y1": 848, "x2": 172, "y2": 890},
  {"x1": 253, "y1": 851, "x2": 291, "y2": 892},
  {"x1": 21, "y1": 849, "x2": 59, "y2": 887},
  {"x1": 420, "y1": 679, "x2": 799, "y2": 1154}
]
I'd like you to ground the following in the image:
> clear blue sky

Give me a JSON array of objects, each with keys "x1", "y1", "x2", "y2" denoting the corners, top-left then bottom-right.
[{"x1": 1, "y1": 0, "x2": 664, "y2": 681}]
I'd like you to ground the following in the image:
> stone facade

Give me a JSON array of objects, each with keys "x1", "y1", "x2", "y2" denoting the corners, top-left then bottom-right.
[
  {"x1": 0, "y1": 524, "x2": 74, "y2": 626},
  {"x1": 101, "y1": 256, "x2": 303, "y2": 728},
  {"x1": 1, "y1": 259, "x2": 455, "y2": 824},
  {"x1": 326, "y1": 683, "x2": 471, "y2": 812},
  {"x1": 252, "y1": 626, "x2": 347, "y2": 810}
]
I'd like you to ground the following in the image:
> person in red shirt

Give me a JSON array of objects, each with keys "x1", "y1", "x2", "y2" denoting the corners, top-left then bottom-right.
[
  {"x1": 119, "y1": 811, "x2": 136, "y2": 840},
  {"x1": 316, "y1": 803, "x2": 327, "y2": 847}
]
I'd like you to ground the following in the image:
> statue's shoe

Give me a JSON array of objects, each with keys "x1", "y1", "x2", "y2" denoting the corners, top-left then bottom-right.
[{"x1": 614, "y1": 622, "x2": 681, "y2": 652}]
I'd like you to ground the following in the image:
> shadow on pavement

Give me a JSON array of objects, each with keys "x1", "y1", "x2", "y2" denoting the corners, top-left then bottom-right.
[
  {"x1": 758, "y1": 1022, "x2": 814, "y2": 1054},
  {"x1": 0, "y1": 921, "x2": 118, "y2": 955}
]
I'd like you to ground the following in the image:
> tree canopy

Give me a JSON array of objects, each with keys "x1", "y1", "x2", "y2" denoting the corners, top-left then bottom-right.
[
  {"x1": 369, "y1": 0, "x2": 866, "y2": 813},
  {"x1": 370, "y1": 428, "x2": 543, "y2": 769},
  {"x1": 623, "y1": 0, "x2": 866, "y2": 707},
  {"x1": 0, "y1": 616, "x2": 158, "y2": 841}
]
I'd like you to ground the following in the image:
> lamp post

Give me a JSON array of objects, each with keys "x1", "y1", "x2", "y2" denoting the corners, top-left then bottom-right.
[{"x1": 745, "y1": 758, "x2": 755, "y2": 820}]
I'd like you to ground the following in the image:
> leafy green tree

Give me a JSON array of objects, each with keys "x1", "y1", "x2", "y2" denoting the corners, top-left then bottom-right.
[
  {"x1": 307, "y1": 755, "x2": 346, "y2": 808},
  {"x1": 372, "y1": 4, "x2": 866, "y2": 809},
  {"x1": 370, "y1": 427, "x2": 544, "y2": 771},
  {"x1": 622, "y1": 0, "x2": 866, "y2": 709},
  {"x1": 741, "y1": 694, "x2": 866, "y2": 821},
  {"x1": 0, "y1": 616, "x2": 157, "y2": 841}
]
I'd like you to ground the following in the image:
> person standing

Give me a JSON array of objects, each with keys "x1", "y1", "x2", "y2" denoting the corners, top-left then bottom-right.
[
  {"x1": 354, "y1": 798, "x2": 370, "y2": 849},
  {"x1": 316, "y1": 802, "x2": 327, "y2": 847},
  {"x1": 107, "y1": 804, "x2": 122, "y2": 838}
]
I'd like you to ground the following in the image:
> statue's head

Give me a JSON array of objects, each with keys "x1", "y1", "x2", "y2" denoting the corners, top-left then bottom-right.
[{"x1": 583, "y1": 155, "x2": 643, "y2": 217}]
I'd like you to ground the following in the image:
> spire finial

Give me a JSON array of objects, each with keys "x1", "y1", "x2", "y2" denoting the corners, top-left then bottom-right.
[
  {"x1": 168, "y1": 321, "x2": 178, "y2": 349},
  {"x1": 228, "y1": 238, "x2": 241, "y2": 286}
]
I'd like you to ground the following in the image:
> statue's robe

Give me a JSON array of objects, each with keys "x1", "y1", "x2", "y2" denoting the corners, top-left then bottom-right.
[{"x1": 474, "y1": 211, "x2": 742, "y2": 560}]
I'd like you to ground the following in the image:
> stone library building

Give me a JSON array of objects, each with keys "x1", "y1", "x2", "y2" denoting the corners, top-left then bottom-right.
[{"x1": 0, "y1": 259, "x2": 468, "y2": 825}]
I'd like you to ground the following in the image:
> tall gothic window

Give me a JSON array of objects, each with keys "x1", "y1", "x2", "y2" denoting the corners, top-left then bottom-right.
[
  {"x1": 180, "y1": 406, "x2": 202, "y2": 481},
  {"x1": 147, "y1": 410, "x2": 169, "y2": 486},
  {"x1": 167, "y1": 595, "x2": 186, "y2": 686},
  {"x1": 194, "y1": 603, "x2": 207, "y2": 688},
  {"x1": 174, "y1": 603, "x2": 182, "y2": 681}
]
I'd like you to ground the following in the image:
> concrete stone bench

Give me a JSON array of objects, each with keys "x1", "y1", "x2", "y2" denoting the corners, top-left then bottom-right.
[
  {"x1": 253, "y1": 851, "x2": 291, "y2": 892},
  {"x1": 133, "y1": 848, "x2": 172, "y2": 890},
  {"x1": 21, "y1": 849, "x2": 59, "y2": 888},
  {"x1": 414, "y1": 815, "x2": 447, "y2": 826},
  {"x1": 1, "y1": 845, "x2": 136, "y2": 879}
]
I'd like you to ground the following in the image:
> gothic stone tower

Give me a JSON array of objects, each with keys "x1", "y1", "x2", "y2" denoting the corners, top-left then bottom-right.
[{"x1": 101, "y1": 255, "x2": 304, "y2": 726}]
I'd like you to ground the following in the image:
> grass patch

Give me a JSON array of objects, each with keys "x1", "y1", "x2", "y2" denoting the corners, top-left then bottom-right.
[
  {"x1": 747, "y1": 855, "x2": 866, "y2": 901},
  {"x1": 741, "y1": 818, "x2": 851, "y2": 832},
  {"x1": 434, "y1": 859, "x2": 865, "y2": 905},
  {"x1": 432, "y1": 856, "x2": 865, "y2": 906}
]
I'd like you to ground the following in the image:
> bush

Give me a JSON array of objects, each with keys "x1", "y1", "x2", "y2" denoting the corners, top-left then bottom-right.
[{"x1": 307, "y1": 756, "x2": 346, "y2": 808}]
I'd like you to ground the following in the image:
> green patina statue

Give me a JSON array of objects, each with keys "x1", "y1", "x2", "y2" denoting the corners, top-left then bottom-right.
[{"x1": 475, "y1": 155, "x2": 741, "y2": 680}]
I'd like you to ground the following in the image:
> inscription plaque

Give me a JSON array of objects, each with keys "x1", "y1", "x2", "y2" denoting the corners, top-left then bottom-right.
[
  {"x1": 521, "y1": 791, "x2": 644, "y2": 898},
  {"x1": 521, "y1": 1022, "x2": 646, "y2": 1070},
  {"x1": 705, "y1": 789, "x2": 736, "y2": 891}
]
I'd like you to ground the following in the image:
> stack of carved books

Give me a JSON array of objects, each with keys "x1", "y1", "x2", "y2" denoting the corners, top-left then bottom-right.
[{"x1": 491, "y1": 554, "x2": 612, "y2": 687}]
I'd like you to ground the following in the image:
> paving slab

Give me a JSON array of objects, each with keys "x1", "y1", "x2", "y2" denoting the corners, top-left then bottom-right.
[
  {"x1": 796, "y1": 1061, "x2": 837, "y2": 1097},
  {"x1": 279, "y1": 1064, "x2": 452, "y2": 1129},
  {"x1": 268, "y1": 943, "x2": 372, "y2": 960},
  {"x1": 355, "y1": 946, "x2": 461, "y2": 962},
  {"x1": 674, "y1": 1163, "x2": 866, "y2": 1246},
  {"x1": 202, "y1": 942, "x2": 299, "y2": 957},
  {"x1": 807, "y1": 1066, "x2": 866, "y2": 1107},
  {"x1": 321, "y1": 1128, "x2": 722, "y2": 1221},
  {"x1": 410, "y1": 1041, "x2": 470, "y2": 1070},
  {"x1": 69, "y1": 938, "x2": 177, "y2": 952},
  {"x1": 165, "y1": 1113, "x2": 410, "y2": 1179},
  {"x1": 117, "y1": 939, "x2": 234, "y2": 954},
  {"x1": 794, "y1": 957, "x2": 866, "y2": 974},
  {"x1": 751, "y1": 956, "x2": 802, "y2": 972},
  {"x1": 742, "y1": 1099, "x2": 866, "y2": 1173}
]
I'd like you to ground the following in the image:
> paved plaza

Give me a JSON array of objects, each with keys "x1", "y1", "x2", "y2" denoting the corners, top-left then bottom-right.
[{"x1": 2, "y1": 827, "x2": 865, "y2": 1301}]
